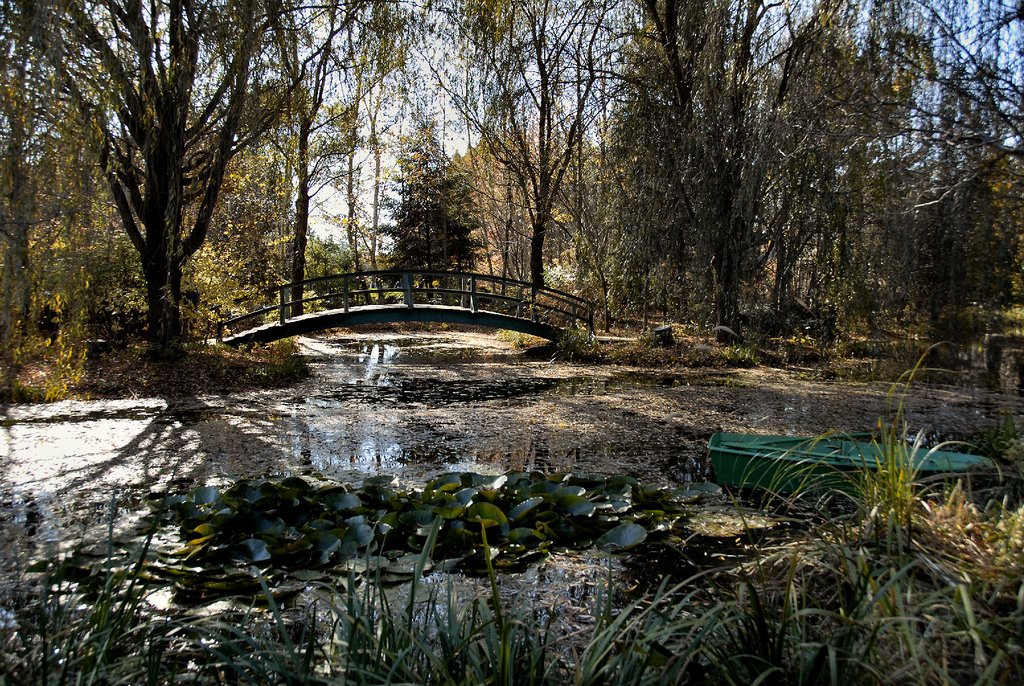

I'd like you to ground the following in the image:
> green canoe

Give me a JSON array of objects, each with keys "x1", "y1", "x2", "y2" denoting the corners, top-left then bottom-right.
[{"x1": 709, "y1": 432, "x2": 993, "y2": 494}]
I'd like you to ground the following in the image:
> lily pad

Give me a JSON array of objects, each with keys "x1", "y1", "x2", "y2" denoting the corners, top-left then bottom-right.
[
  {"x1": 467, "y1": 502, "x2": 508, "y2": 528},
  {"x1": 508, "y1": 497, "x2": 544, "y2": 522},
  {"x1": 596, "y1": 523, "x2": 648, "y2": 551},
  {"x1": 557, "y1": 494, "x2": 596, "y2": 517},
  {"x1": 234, "y1": 538, "x2": 271, "y2": 563}
]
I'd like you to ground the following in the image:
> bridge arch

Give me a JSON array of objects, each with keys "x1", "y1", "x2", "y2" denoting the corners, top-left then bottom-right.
[{"x1": 216, "y1": 270, "x2": 594, "y2": 346}]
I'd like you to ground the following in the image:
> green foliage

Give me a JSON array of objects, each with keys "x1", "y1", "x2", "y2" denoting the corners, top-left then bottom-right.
[
  {"x1": 7, "y1": 448, "x2": 1024, "y2": 684},
  {"x1": 496, "y1": 329, "x2": 543, "y2": 349},
  {"x1": 257, "y1": 339, "x2": 309, "y2": 384},
  {"x1": 142, "y1": 471, "x2": 713, "y2": 599},
  {"x1": 384, "y1": 123, "x2": 479, "y2": 271},
  {"x1": 305, "y1": 234, "x2": 352, "y2": 280},
  {"x1": 0, "y1": 295, "x2": 87, "y2": 402},
  {"x1": 720, "y1": 343, "x2": 759, "y2": 368},
  {"x1": 973, "y1": 414, "x2": 1020, "y2": 460},
  {"x1": 556, "y1": 325, "x2": 599, "y2": 361}
]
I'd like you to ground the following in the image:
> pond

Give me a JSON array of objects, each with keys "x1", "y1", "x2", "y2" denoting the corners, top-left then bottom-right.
[{"x1": 1, "y1": 329, "x2": 1021, "y2": 613}]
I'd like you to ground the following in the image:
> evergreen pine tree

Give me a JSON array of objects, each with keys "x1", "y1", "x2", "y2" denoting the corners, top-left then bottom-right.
[{"x1": 385, "y1": 124, "x2": 478, "y2": 271}]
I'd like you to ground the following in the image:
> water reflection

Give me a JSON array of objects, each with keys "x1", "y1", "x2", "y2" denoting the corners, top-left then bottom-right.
[{"x1": 271, "y1": 337, "x2": 713, "y2": 484}]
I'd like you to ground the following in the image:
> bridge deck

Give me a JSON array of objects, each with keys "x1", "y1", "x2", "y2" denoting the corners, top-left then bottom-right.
[{"x1": 216, "y1": 270, "x2": 593, "y2": 346}]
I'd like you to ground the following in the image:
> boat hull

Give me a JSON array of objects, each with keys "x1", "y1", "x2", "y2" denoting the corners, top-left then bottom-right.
[{"x1": 709, "y1": 432, "x2": 992, "y2": 494}]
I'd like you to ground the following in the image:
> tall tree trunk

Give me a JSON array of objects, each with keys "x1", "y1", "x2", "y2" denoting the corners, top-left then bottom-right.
[
  {"x1": 530, "y1": 216, "x2": 546, "y2": 289},
  {"x1": 142, "y1": 243, "x2": 183, "y2": 347},
  {"x1": 290, "y1": 122, "x2": 311, "y2": 316},
  {"x1": 2, "y1": 119, "x2": 32, "y2": 341},
  {"x1": 369, "y1": 144, "x2": 381, "y2": 270},
  {"x1": 345, "y1": 150, "x2": 362, "y2": 272}
]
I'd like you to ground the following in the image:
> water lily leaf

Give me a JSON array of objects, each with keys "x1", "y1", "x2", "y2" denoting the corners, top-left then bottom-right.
[
  {"x1": 233, "y1": 484, "x2": 262, "y2": 503},
  {"x1": 291, "y1": 569, "x2": 325, "y2": 582},
  {"x1": 596, "y1": 523, "x2": 647, "y2": 551},
  {"x1": 387, "y1": 553, "x2": 432, "y2": 575},
  {"x1": 604, "y1": 499, "x2": 632, "y2": 514},
  {"x1": 433, "y1": 557, "x2": 465, "y2": 572},
  {"x1": 566, "y1": 473, "x2": 605, "y2": 487},
  {"x1": 307, "y1": 531, "x2": 341, "y2": 554},
  {"x1": 345, "y1": 556, "x2": 388, "y2": 573},
  {"x1": 529, "y1": 481, "x2": 560, "y2": 496},
  {"x1": 186, "y1": 534, "x2": 215, "y2": 547},
  {"x1": 427, "y1": 473, "x2": 463, "y2": 492},
  {"x1": 192, "y1": 523, "x2": 218, "y2": 537},
  {"x1": 399, "y1": 509, "x2": 436, "y2": 528},
  {"x1": 234, "y1": 539, "x2": 271, "y2": 563},
  {"x1": 507, "y1": 527, "x2": 543, "y2": 544},
  {"x1": 557, "y1": 494, "x2": 595, "y2": 516},
  {"x1": 467, "y1": 502, "x2": 508, "y2": 528},
  {"x1": 508, "y1": 497, "x2": 544, "y2": 522},
  {"x1": 191, "y1": 486, "x2": 220, "y2": 505},
  {"x1": 323, "y1": 491, "x2": 361, "y2": 512},
  {"x1": 455, "y1": 488, "x2": 477, "y2": 506},
  {"x1": 345, "y1": 522, "x2": 375, "y2": 547},
  {"x1": 271, "y1": 539, "x2": 312, "y2": 556},
  {"x1": 281, "y1": 476, "x2": 312, "y2": 492},
  {"x1": 687, "y1": 482, "x2": 722, "y2": 494},
  {"x1": 434, "y1": 505, "x2": 467, "y2": 519},
  {"x1": 606, "y1": 475, "x2": 640, "y2": 489},
  {"x1": 470, "y1": 474, "x2": 507, "y2": 490}
]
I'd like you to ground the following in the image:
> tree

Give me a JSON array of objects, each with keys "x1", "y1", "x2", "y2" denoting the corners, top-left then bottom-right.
[
  {"x1": 277, "y1": 0, "x2": 353, "y2": 316},
  {"x1": 55, "y1": 0, "x2": 288, "y2": 349},
  {"x1": 442, "y1": 0, "x2": 614, "y2": 289},
  {"x1": 0, "y1": 0, "x2": 51, "y2": 343},
  {"x1": 638, "y1": 0, "x2": 838, "y2": 341},
  {"x1": 345, "y1": 0, "x2": 413, "y2": 273},
  {"x1": 385, "y1": 124, "x2": 478, "y2": 272}
]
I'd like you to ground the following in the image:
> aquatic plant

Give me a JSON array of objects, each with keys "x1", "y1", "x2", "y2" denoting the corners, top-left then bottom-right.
[{"x1": 142, "y1": 471, "x2": 714, "y2": 599}]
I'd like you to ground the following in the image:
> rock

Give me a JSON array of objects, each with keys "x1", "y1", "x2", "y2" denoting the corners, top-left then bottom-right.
[
  {"x1": 998, "y1": 348, "x2": 1024, "y2": 394},
  {"x1": 86, "y1": 339, "x2": 112, "y2": 358},
  {"x1": 653, "y1": 325, "x2": 674, "y2": 347},
  {"x1": 984, "y1": 334, "x2": 1024, "y2": 375}
]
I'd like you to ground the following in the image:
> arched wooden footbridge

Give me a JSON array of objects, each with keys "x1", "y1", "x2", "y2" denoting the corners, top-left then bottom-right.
[{"x1": 216, "y1": 270, "x2": 594, "y2": 346}]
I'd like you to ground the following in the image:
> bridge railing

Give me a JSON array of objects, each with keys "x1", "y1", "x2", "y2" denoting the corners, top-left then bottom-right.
[{"x1": 217, "y1": 270, "x2": 594, "y2": 341}]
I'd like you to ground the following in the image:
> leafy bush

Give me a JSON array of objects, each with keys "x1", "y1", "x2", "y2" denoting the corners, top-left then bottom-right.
[{"x1": 556, "y1": 325, "x2": 599, "y2": 360}]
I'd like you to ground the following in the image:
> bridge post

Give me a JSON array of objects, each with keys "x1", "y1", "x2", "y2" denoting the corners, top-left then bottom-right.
[
  {"x1": 343, "y1": 276, "x2": 349, "y2": 313},
  {"x1": 279, "y1": 287, "x2": 288, "y2": 325},
  {"x1": 530, "y1": 286, "x2": 538, "y2": 322},
  {"x1": 403, "y1": 272, "x2": 414, "y2": 308},
  {"x1": 470, "y1": 275, "x2": 477, "y2": 312}
]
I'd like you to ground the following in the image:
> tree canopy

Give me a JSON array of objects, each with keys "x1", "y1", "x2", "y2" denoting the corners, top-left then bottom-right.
[{"x1": 0, "y1": 0, "x2": 1021, "y2": 357}]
